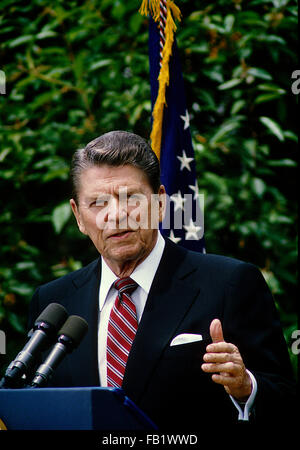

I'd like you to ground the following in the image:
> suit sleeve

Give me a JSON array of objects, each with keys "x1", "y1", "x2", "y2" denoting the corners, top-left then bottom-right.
[{"x1": 222, "y1": 262, "x2": 296, "y2": 425}]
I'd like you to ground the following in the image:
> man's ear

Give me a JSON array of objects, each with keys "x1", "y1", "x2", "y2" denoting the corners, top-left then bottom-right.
[
  {"x1": 70, "y1": 199, "x2": 87, "y2": 235},
  {"x1": 158, "y1": 185, "x2": 167, "y2": 223}
]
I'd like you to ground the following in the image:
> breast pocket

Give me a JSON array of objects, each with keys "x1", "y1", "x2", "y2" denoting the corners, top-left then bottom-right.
[
  {"x1": 162, "y1": 338, "x2": 211, "y2": 361},
  {"x1": 156, "y1": 338, "x2": 212, "y2": 386}
]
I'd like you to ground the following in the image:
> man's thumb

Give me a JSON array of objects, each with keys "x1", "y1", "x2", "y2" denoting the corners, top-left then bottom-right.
[{"x1": 210, "y1": 319, "x2": 225, "y2": 343}]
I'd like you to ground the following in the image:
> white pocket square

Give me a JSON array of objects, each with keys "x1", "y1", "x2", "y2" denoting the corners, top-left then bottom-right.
[{"x1": 170, "y1": 333, "x2": 203, "y2": 346}]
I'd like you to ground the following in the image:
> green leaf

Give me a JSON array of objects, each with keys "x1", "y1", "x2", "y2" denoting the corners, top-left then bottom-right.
[
  {"x1": 255, "y1": 93, "x2": 282, "y2": 104},
  {"x1": 30, "y1": 91, "x2": 59, "y2": 111},
  {"x1": 90, "y1": 59, "x2": 113, "y2": 71},
  {"x1": 189, "y1": 43, "x2": 209, "y2": 54},
  {"x1": 111, "y1": 0, "x2": 126, "y2": 19},
  {"x1": 36, "y1": 30, "x2": 57, "y2": 40},
  {"x1": 209, "y1": 118, "x2": 244, "y2": 144},
  {"x1": 203, "y1": 68, "x2": 224, "y2": 83},
  {"x1": 10, "y1": 284, "x2": 33, "y2": 296},
  {"x1": 0, "y1": 148, "x2": 11, "y2": 162},
  {"x1": 7, "y1": 35, "x2": 34, "y2": 48},
  {"x1": 231, "y1": 100, "x2": 246, "y2": 115},
  {"x1": 247, "y1": 67, "x2": 272, "y2": 80},
  {"x1": 73, "y1": 51, "x2": 88, "y2": 81},
  {"x1": 15, "y1": 262, "x2": 35, "y2": 271},
  {"x1": 261, "y1": 270, "x2": 282, "y2": 295},
  {"x1": 284, "y1": 131, "x2": 298, "y2": 142},
  {"x1": 251, "y1": 178, "x2": 266, "y2": 197},
  {"x1": 52, "y1": 202, "x2": 72, "y2": 234},
  {"x1": 257, "y1": 83, "x2": 286, "y2": 94},
  {"x1": 129, "y1": 12, "x2": 144, "y2": 34},
  {"x1": 259, "y1": 117, "x2": 285, "y2": 141},
  {"x1": 224, "y1": 15, "x2": 235, "y2": 33},
  {"x1": 267, "y1": 159, "x2": 297, "y2": 167},
  {"x1": 255, "y1": 34, "x2": 286, "y2": 45},
  {"x1": 218, "y1": 79, "x2": 243, "y2": 90}
]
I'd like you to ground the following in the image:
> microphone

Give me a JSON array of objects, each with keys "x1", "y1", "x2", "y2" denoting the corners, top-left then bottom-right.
[
  {"x1": 0, "y1": 303, "x2": 68, "y2": 388},
  {"x1": 31, "y1": 315, "x2": 88, "y2": 388}
]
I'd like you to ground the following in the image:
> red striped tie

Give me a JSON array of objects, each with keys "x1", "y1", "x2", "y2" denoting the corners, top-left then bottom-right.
[{"x1": 107, "y1": 277, "x2": 138, "y2": 388}]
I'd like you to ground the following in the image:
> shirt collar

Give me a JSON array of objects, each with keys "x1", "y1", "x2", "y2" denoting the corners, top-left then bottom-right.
[{"x1": 99, "y1": 232, "x2": 165, "y2": 309}]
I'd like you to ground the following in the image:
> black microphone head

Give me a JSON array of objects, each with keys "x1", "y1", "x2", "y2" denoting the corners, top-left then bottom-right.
[
  {"x1": 58, "y1": 315, "x2": 88, "y2": 347},
  {"x1": 34, "y1": 303, "x2": 68, "y2": 330}
]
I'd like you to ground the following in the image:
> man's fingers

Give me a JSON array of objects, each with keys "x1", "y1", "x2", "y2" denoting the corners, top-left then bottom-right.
[
  {"x1": 203, "y1": 352, "x2": 232, "y2": 363},
  {"x1": 209, "y1": 318, "x2": 224, "y2": 343},
  {"x1": 211, "y1": 373, "x2": 237, "y2": 386},
  {"x1": 206, "y1": 342, "x2": 237, "y2": 353},
  {"x1": 201, "y1": 362, "x2": 237, "y2": 374}
]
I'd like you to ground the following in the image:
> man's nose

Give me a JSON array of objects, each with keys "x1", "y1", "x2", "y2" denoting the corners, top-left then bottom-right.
[{"x1": 106, "y1": 197, "x2": 127, "y2": 228}]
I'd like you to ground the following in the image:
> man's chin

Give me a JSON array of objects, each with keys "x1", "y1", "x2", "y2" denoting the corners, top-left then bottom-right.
[
  {"x1": 102, "y1": 234, "x2": 136, "y2": 254},
  {"x1": 109, "y1": 245, "x2": 142, "y2": 263},
  {"x1": 100, "y1": 231, "x2": 157, "y2": 271}
]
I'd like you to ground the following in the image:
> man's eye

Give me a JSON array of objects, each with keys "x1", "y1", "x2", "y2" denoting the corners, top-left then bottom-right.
[
  {"x1": 95, "y1": 200, "x2": 108, "y2": 207},
  {"x1": 89, "y1": 201, "x2": 101, "y2": 207}
]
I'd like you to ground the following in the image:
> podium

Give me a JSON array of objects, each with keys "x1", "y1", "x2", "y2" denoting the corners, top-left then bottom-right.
[{"x1": 0, "y1": 387, "x2": 157, "y2": 430}]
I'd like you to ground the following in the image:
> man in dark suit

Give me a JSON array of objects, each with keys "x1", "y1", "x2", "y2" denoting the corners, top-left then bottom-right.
[{"x1": 28, "y1": 131, "x2": 295, "y2": 429}]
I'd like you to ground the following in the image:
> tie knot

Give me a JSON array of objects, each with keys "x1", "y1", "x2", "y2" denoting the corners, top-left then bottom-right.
[{"x1": 114, "y1": 277, "x2": 138, "y2": 296}]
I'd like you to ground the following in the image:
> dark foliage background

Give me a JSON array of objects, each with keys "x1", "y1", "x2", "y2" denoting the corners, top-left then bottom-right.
[{"x1": 0, "y1": 0, "x2": 298, "y2": 376}]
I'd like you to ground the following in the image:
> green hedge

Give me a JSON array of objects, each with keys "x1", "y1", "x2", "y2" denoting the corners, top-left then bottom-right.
[{"x1": 0, "y1": 0, "x2": 298, "y2": 376}]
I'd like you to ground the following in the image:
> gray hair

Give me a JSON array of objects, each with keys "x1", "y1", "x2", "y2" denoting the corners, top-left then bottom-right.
[{"x1": 70, "y1": 131, "x2": 161, "y2": 203}]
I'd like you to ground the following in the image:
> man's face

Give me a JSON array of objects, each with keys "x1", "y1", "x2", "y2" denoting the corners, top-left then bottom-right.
[{"x1": 70, "y1": 164, "x2": 165, "y2": 273}]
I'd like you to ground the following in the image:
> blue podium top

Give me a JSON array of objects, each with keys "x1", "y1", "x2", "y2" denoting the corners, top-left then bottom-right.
[{"x1": 0, "y1": 386, "x2": 157, "y2": 430}]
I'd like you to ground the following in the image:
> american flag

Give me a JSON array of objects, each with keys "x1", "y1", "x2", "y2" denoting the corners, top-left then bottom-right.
[{"x1": 148, "y1": 14, "x2": 205, "y2": 252}]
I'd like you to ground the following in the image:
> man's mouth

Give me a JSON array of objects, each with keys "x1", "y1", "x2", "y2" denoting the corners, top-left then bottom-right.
[{"x1": 108, "y1": 230, "x2": 134, "y2": 240}]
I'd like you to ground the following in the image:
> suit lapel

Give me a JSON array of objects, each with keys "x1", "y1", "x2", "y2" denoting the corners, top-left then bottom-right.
[
  {"x1": 63, "y1": 258, "x2": 101, "y2": 387},
  {"x1": 122, "y1": 239, "x2": 201, "y2": 403}
]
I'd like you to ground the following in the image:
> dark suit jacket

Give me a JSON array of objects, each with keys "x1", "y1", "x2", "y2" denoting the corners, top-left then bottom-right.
[{"x1": 28, "y1": 238, "x2": 296, "y2": 429}]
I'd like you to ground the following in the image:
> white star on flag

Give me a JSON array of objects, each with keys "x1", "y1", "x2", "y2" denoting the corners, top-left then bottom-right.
[
  {"x1": 170, "y1": 191, "x2": 186, "y2": 212},
  {"x1": 177, "y1": 150, "x2": 194, "y2": 172},
  {"x1": 180, "y1": 110, "x2": 190, "y2": 130},
  {"x1": 189, "y1": 180, "x2": 200, "y2": 200},
  {"x1": 183, "y1": 218, "x2": 202, "y2": 240},
  {"x1": 168, "y1": 230, "x2": 182, "y2": 244}
]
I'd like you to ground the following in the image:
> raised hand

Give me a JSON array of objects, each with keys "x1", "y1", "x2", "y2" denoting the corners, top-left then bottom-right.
[{"x1": 201, "y1": 319, "x2": 252, "y2": 401}]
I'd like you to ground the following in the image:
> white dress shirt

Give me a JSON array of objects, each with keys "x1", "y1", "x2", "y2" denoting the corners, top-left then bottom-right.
[{"x1": 97, "y1": 232, "x2": 256, "y2": 420}]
